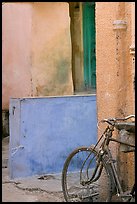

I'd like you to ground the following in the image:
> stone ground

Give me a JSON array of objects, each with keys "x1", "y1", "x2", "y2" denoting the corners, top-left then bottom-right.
[{"x1": 2, "y1": 136, "x2": 65, "y2": 202}]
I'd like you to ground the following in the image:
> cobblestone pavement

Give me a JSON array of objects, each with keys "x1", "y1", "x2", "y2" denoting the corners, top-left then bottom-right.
[{"x1": 2, "y1": 137, "x2": 65, "y2": 202}]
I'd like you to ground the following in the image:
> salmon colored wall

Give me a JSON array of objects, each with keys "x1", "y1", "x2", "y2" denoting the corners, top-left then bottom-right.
[
  {"x1": 96, "y1": 1, "x2": 134, "y2": 125},
  {"x1": 96, "y1": 2, "x2": 135, "y2": 189},
  {"x1": 2, "y1": 3, "x2": 32, "y2": 109},
  {"x1": 2, "y1": 2, "x2": 73, "y2": 109}
]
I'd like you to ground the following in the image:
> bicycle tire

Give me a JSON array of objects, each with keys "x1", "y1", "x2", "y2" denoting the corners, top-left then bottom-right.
[{"x1": 62, "y1": 146, "x2": 114, "y2": 202}]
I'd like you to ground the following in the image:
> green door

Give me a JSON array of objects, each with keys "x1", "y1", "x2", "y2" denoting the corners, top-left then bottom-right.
[{"x1": 82, "y1": 2, "x2": 96, "y2": 92}]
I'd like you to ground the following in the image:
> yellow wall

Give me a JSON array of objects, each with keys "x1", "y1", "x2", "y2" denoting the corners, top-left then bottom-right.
[{"x1": 31, "y1": 3, "x2": 73, "y2": 96}]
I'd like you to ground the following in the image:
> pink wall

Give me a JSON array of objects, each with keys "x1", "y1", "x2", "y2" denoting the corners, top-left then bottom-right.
[
  {"x1": 2, "y1": 2, "x2": 72, "y2": 110},
  {"x1": 2, "y1": 3, "x2": 33, "y2": 109}
]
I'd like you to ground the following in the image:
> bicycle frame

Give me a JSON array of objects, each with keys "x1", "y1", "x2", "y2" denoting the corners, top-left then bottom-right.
[
  {"x1": 62, "y1": 115, "x2": 135, "y2": 202},
  {"x1": 102, "y1": 134, "x2": 135, "y2": 201},
  {"x1": 81, "y1": 120, "x2": 135, "y2": 201}
]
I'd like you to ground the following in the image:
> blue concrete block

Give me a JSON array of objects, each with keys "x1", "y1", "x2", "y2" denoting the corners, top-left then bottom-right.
[{"x1": 9, "y1": 95, "x2": 97, "y2": 179}]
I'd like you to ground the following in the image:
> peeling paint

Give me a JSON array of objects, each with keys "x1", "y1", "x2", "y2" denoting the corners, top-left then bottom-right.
[{"x1": 11, "y1": 146, "x2": 24, "y2": 157}]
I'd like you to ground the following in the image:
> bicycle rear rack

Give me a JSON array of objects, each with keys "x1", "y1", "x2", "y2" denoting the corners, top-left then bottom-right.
[{"x1": 115, "y1": 122, "x2": 135, "y2": 152}]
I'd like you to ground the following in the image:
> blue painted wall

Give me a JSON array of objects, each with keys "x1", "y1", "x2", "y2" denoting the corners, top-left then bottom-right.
[{"x1": 9, "y1": 95, "x2": 97, "y2": 179}]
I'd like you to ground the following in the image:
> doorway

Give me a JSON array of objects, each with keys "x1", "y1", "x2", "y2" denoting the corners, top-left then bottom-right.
[
  {"x1": 69, "y1": 2, "x2": 96, "y2": 94},
  {"x1": 83, "y1": 2, "x2": 96, "y2": 92}
]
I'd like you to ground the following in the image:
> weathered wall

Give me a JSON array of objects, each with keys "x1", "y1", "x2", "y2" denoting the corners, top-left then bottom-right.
[
  {"x1": 2, "y1": 2, "x2": 73, "y2": 110},
  {"x1": 31, "y1": 2, "x2": 73, "y2": 96},
  {"x1": 96, "y1": 2, "x2": 134, "y2": 121},
  {"x1": 3, "y1": 2, "x2": 135, "y2": 188},
  {"x1": 96, "y1": 2, "x2": 135, "y2": 190},
  {"x1": 9, "y1": 95, "x2": 97, "y2": 179},
  {"x1": 2, "y1": 3, "x2": 32, "y2": 109}
]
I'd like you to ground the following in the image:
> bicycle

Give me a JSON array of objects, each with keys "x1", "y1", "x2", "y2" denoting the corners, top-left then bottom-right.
[{"x1": 62, "y1": 114, "x2": 135, "y2": 202}]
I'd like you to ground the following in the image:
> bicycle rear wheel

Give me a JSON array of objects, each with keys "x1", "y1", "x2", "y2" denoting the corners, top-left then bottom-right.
[{"x1": 62, "y1": 146, "x2": 113, "y2": 202}]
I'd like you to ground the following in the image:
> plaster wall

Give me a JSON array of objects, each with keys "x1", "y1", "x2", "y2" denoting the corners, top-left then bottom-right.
[
  {"x1": 96, "y1": 2, "x2": 135, "y2": 190},
  {"x1": 96, "y1": 2, "x2": 134, "y2": 125},
  {"x1": 2, "y1": 3, "x2": 32, "y2": 109},
  {"x1": 31, "y1": 2, "x2": 73, "y2": 96},
  {"x1": 2, "y1": 2, "x2": 73, "y2": 110},
  {"x1": 9, "y1": 95, "x2": 97, "y2": 179}
]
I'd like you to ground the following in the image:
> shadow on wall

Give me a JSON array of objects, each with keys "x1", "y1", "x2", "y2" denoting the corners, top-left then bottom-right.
[{"x1": 2, "y1": 110, "x2": 9, "y2": 138}]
